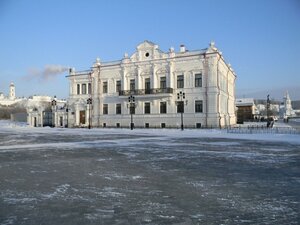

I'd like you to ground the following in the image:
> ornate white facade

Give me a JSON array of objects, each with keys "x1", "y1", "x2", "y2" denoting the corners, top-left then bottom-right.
[
  {"x1": 67, "y1": 41, "x2": 236, "y2": 128},
  {"x1": 27, "y1": 96, "x2": 67, "y2": 127}
]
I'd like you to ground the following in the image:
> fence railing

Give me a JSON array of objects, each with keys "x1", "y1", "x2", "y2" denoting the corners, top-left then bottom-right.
[{"x1": 227, "y1": 126, "x2": 300, "y2": 135}]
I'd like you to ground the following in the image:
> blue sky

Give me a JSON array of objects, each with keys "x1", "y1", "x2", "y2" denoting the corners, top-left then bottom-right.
[{"x1": 0, "y1": 0, "x2": 300, "y2": 100}]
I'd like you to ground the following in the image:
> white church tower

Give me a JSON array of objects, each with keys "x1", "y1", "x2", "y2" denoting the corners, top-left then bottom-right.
[
  {"x1": 0, "y1": 82, "x2": 24, "y2": 106},
  {"x1": 9, "y1": 82, "x2": 16, "y2": 100},
  {"x1": 282, "y1": 91, "x2": 295, "y2": 118}
]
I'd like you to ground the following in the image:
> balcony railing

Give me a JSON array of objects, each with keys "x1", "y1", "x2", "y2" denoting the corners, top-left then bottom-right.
[{"x1": 119, "y1": 88, "x2": 173, "y2": 96}]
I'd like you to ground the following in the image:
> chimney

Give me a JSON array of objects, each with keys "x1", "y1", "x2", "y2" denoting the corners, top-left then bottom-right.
[{"x1": 180, "y1": 44, "x2": 186, "y2": 53}]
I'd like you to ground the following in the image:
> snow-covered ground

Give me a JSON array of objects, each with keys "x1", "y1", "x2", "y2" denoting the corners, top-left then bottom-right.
[
  {"x1": 291, "y1": 118, "x2": 300, "y2": 122},
  {"x1": 0, "y1": 120, "x2": 299, "y2": 224},
  {"x1": 1, "y1": 120, "x2": 299, "y2": 144}
]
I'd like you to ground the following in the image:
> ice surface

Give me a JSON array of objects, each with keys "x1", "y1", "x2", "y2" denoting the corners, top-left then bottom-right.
[{"x1": 0, "y1": 120, "x2": 299, "y2": 224}]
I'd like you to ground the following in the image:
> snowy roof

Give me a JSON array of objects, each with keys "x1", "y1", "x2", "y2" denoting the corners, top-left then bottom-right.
[{"x1": 235, "y1": 98, "x2": 255, "y2": 106}]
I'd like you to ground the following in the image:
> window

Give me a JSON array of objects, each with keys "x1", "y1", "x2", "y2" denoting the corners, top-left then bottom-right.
[
  {"x1": 160, "y1": 77, "x2": 166, "y2": 89},
  {"x1": 177, "y1": 75, "x2": 184, "y2": 88},
  {"x1": 116, "y1": 80, "x2": 121, "y2": 92},
  {"x1": 116, "y1": 103, "x2": 121, "y2": 114},
  {"x1": 195, "y1": 73, "x2": 202, "y2": 87},
  {"x1": 77, "y1": 84, "x2": 80, "y2": 95},
  {"x1": 144, "y1": 102, "x2": 150, "y2": 114},
  {"x1": 160, "y1": 102, "x2": 167, "y2": 114},
  {"x1": 177, "y1": 101, "x2": 184, "y2": 113},
  {"x1": 103, "y1": 82, "x2": 108, "y2": 93},
  {"x1": 196, "y1": 123, "x2": 202, "y2": 128},
  {"x1": 82, "y1": 84, "x2": 87, "y2": 94},
  {"x1": 103, "y1": 104, "x2": 108, "y2": 114},
  {"x1": 130, "y1": 79, "x2": 135, "y2": 91},
  {"x1": 195, "y1": 100, "x2": 203, "y2": 113},
  {"x1": 145, "y1": 78, "x2": 150, "y2": 94},
  {"x1": 88, "y1": 83, "x2": 92, "y2": 94}
]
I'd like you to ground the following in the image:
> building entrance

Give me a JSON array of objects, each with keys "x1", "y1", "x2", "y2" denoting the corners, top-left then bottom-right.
[{"x1": 80, "y1": 111, "x2": 86, "y2": 124}]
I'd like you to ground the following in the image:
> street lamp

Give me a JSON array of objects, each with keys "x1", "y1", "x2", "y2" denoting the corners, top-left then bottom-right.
[
  {"x1": 65, "y1": 106, "x2": 69, "y2": 128},
  {"x1": 177, "y1": 91, "x2": 185, "y2": 130},
  {"x1": 87, "y1": 97, "x2": 92, "y2": 129},
  {"x1": 266, "y1": 94, "x2": 270, "y2": 128},
  {"x1": 128, "y1": 95, "x2": 135, "y2": 130},
  {"x1": 51, "y1": 99, "x2": 57, "y2": 127}
]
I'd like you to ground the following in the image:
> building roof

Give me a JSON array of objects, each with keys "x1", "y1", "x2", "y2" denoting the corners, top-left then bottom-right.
[
  {"x1": 68, "y1": 40, "x2": 235, "y2": 77},
  {"x1": 235, "y1": 98, "x2": 255, "y2": 106}
]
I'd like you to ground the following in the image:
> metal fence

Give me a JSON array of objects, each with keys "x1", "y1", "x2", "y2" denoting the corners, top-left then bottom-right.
[{"x1": 227, "y1": 126, "x2": 300, "y2": 135}]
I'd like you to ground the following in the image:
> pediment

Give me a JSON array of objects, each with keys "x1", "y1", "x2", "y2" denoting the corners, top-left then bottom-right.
[
  {"x1": 136, "y1": 40, "x2": 157, "y2": 50},
  {"x1": 129, "y1": 40, "x2": 167, "y2": 62},
  {"x1": 156, "y1": 67, "x2": 169, "y2": 75}
]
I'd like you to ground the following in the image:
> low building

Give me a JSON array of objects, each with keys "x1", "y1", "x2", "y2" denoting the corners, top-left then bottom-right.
[
  {"x1": 235, "y1": 98, "x2": 258, "y2": 123},
  {"x1": 292, "y1": 100, "x2": 300, "y2": 116},
  {"x1": 27, "y1": 96, "x2": 66, "y2": 127},
  {"x1": 254, "y1": 99, "x2": 280, "y2": 120}
]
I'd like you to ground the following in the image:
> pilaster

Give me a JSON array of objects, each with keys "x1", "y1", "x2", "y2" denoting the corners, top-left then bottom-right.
[
  {"x1": 152, "y1": 65, "x2": 157, "y2": 89},
  {"x1": 168, "y1": 62, "x2": 174, "y2": 88}
]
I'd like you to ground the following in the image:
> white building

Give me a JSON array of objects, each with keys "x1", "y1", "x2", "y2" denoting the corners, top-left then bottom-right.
[
  {"x1": 66, "y1": 41, "x2": 236, "y2": 128},
  {"x1": 256, "y1": 104, "x2": 266, "y2": 112},
  {"x1": 27, "y1": 96, "x2": 67, "y2": 127}
]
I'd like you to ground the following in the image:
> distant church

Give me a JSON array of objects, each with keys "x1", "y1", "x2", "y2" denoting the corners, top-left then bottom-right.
[
  {"x1": 0, "y1": 82, "x2": 24, "y2": 106},
  {"x1": 280, "y1": 91, "x2": 296, "y2": 119}
]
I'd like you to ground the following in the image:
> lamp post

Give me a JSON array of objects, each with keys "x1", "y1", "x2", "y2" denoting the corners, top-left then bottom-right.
[
  {"x1": 177, "y1": 91, "x2": 185, "y2": 130},
  {"x1": 266, "y1": 94, "x2": 270, "y2": 128},
  {"x1": 128, "y1": 95, "x2": 135, "y2": 130},
  {"x1": 65, "y1": 106, "x2": 69, "y2": 128},
  {"x1": 87, "y1": 97, "x2": 92, "y2": 129},
  {"x1": 51, "y1": 99, "x2": 57, "y2": 127}
]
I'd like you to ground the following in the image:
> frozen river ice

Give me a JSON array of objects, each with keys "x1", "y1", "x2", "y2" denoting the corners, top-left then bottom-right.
[{"x1": 0, "y1": 125, "x2": 299, "y2": 224}]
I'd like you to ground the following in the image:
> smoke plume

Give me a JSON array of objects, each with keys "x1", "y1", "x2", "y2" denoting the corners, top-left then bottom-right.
[{"x1": 24, "y1": 65, "x2": 69, "y2": 81}]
